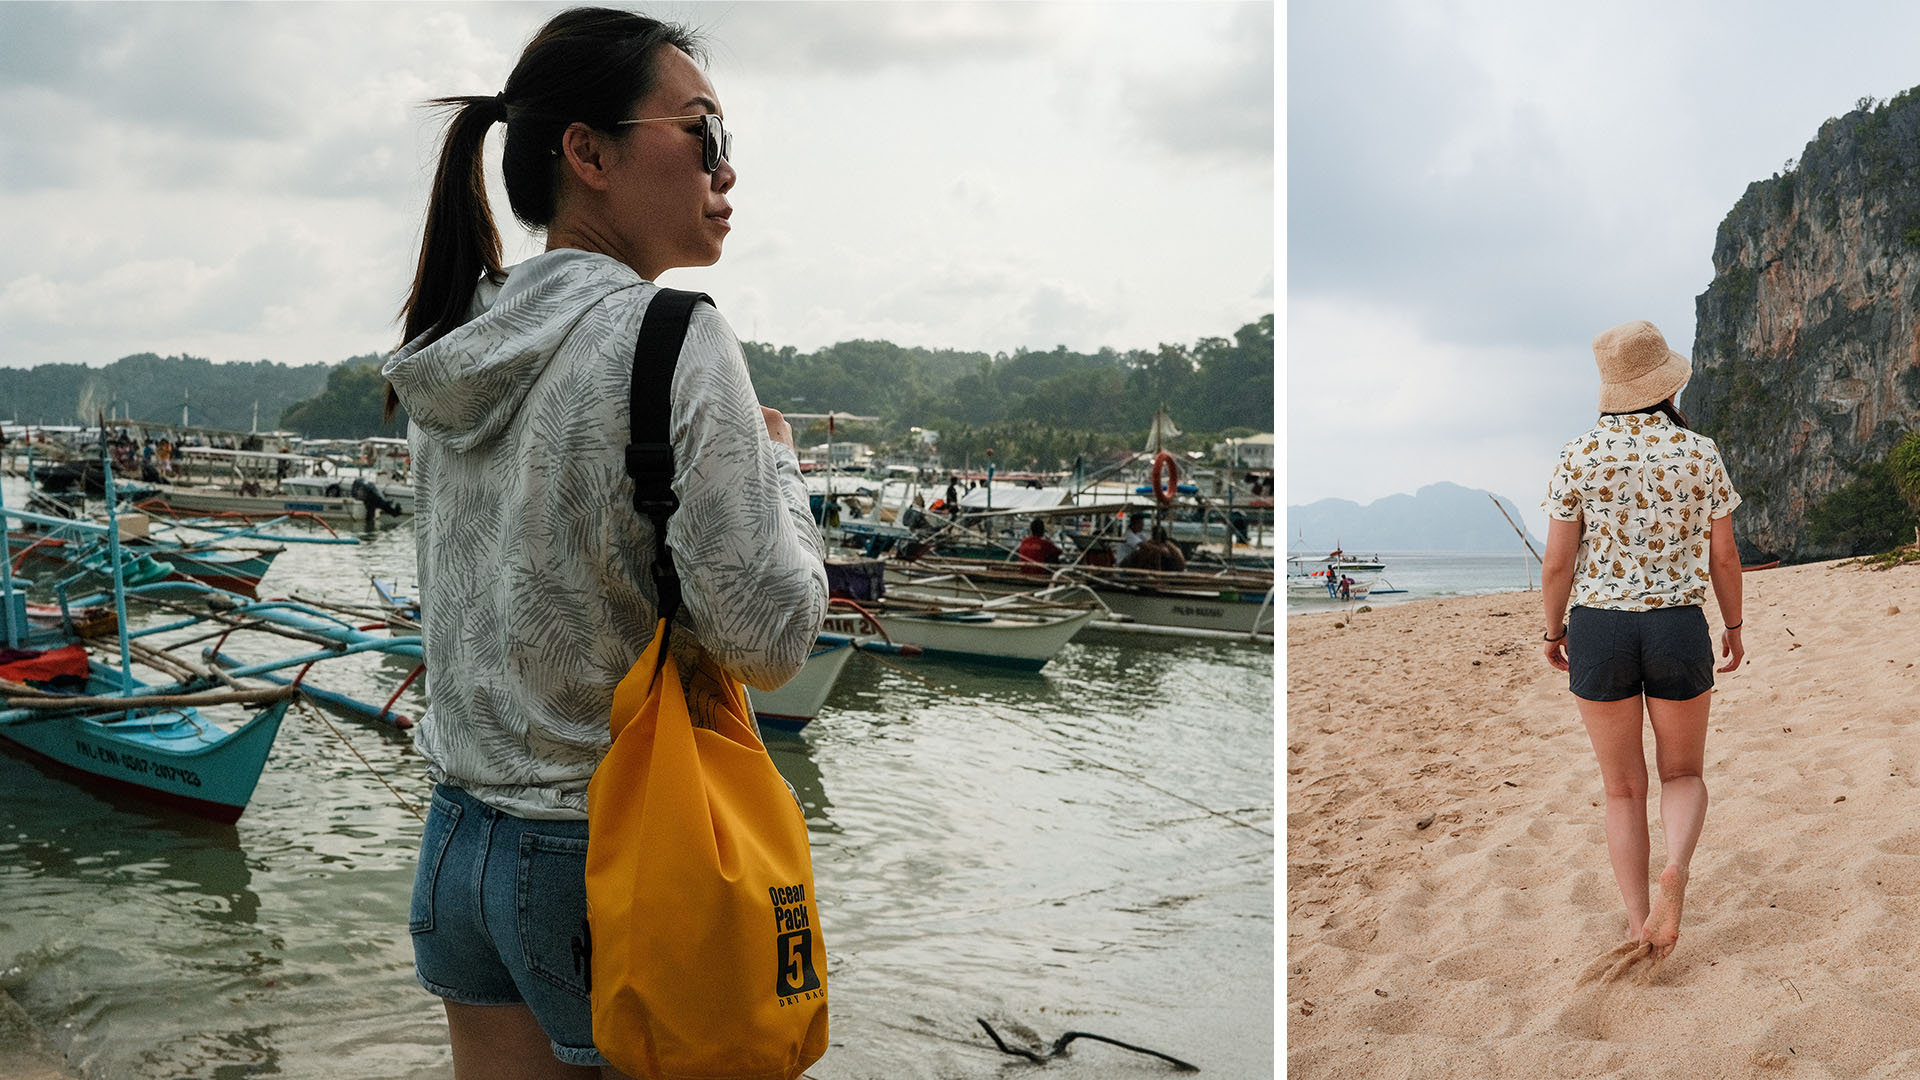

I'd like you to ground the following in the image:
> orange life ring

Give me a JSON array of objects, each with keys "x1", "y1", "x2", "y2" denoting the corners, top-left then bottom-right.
[{"x1": 1149, "y1": 450, "x2": 1179, "y2": 505}]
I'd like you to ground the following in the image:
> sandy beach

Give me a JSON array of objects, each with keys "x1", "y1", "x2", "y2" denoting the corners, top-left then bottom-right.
[{"x1": 1286, "y1": 558, "x2": 1920, "y2": 1078}]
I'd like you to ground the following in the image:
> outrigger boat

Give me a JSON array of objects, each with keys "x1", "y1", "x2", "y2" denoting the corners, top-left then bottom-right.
[
  {"x1": 885, "y1": 556, "x2": 1275, "y2": 641},
  {"x1": 828, "y1": 588, "x2": 1098, "y2": 670},
  {"x1": 1, "y1": 460, "x2": 424, "y2": 823},
  {"x1": 9, "y1": 521, "x2": 286, "y2": 599},
  {"x1": 746, "y1": 638, "x2": 859, "y2": 731}
]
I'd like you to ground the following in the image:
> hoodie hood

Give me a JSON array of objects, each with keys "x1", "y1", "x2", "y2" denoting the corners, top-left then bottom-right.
[{"x1": 383, "y1": 249, "x2": 647, "y2": 453}]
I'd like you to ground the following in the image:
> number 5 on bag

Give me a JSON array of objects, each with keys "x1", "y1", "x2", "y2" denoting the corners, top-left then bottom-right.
[{"x1": 586, "y1": 619, "x2": 829, "y2": 1080}]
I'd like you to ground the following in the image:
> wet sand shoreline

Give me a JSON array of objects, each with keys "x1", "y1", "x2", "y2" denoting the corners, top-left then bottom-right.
[{"x1": 1287, "y1": 560, "x2": 1920, "y2": 1077}]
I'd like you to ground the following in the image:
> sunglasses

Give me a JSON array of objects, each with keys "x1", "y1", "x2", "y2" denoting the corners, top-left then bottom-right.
[{"x1": 615, "y1": 113, "x2": 732, "y2": 173}]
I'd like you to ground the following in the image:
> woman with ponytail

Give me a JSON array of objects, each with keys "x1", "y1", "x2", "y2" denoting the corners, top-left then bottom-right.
[{"x1": 384, "y1": 9, "x2": 827, "y2": 1074}]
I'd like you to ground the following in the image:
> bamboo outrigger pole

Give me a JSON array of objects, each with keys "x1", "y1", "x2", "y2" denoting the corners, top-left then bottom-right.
[{"x1": 1489, "y1": 494, "x2": 1543, "y2": 565}]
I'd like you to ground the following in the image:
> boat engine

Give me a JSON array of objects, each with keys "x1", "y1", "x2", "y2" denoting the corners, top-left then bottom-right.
[{"x1": 351, "y1": 478, "x2": 405, "y2": 518}]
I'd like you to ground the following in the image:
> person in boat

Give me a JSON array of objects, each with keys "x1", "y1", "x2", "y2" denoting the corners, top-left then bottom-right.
[
  {"x1": 1118, "y1": 512, "x2": 1150, "y2": 563},
  {"x1": 1122, "y1": 525, "x2": 1186, "y2": 572},
  {"x1": 1540, "y1": 319, "x2": 1744, "y2": 968},
  {"x1": 1014, "y1": 517, "x2": 1062, "y2": 573},
  {"x1": 383, "y1": 10, "x2": 826, "y2": 1073}
]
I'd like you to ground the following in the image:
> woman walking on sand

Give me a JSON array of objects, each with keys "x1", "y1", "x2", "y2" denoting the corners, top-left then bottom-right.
[{"x1": 1540, "y1": 319, "x2": 1745, "y2": 961}]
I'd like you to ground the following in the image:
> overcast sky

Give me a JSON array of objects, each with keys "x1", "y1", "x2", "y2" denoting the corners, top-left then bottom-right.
[
  {"x1": 1287, "y1": 0, "x2": 1920, "y2": 543},
  {"x1": 0, "y1": 1, "x2": 1273, "y2": 378}
]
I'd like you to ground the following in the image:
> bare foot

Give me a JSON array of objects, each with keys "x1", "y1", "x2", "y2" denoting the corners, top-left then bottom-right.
[{"x1": 1641, "y1": 864, "x2": 1688, "y2": 959}]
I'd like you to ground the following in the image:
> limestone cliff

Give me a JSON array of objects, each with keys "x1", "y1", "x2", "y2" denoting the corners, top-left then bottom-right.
[{"x1": 1686, "y1": 90, "x2": 1920, "y2": 562}]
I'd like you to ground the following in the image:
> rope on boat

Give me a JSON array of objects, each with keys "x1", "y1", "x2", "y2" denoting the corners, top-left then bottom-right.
[
  {"x1": 976, "y1": 1018, "x2": 1199, "y2": 1072},
  {"x1": 290, "y1": 694, "x2": 423, "y2": 822}
]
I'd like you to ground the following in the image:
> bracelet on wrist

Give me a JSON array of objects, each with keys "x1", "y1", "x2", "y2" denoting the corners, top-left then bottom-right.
[
  {"x1": 1726, "y1": 620, "x2": 1743, "y2": 630},
  {"x1": 1543, "y1": 629, "x2": 1567, "y2": 643}
]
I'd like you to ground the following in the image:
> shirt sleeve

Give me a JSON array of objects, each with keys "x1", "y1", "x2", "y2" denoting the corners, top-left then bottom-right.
[
  {"x1": 665, "y1": 303, "x2": 828, "y2": 690},
  {"x1": 1542, "y1": 445, "x2": 1582, "y2": 521}
]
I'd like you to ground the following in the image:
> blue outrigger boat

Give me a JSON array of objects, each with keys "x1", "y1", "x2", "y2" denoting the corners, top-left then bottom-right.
[{"x1": 2, "y1": 455, "x2": 423, "y2": 822}]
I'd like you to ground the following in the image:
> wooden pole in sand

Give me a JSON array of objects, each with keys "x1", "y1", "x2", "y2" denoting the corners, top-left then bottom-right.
[{"x1": 1488, "y1": 495, "x2": 1542, "y2": 589}]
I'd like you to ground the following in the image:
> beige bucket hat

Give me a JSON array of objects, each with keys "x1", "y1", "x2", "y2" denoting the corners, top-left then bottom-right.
[{"x1": 1593, "y1": 320, "x2": 1691, "y2": 413}]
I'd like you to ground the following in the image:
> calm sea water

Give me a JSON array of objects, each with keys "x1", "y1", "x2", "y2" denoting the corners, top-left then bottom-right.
[
  {"x1": 1286, "y1": 550, "x2": 1540, "y2": 616},
  {"x1": 0, "y1": 477, "x2": 1275, "y2": 1080}
]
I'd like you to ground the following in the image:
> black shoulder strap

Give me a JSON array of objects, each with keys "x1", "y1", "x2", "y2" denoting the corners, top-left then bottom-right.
[{"x1": 625, "y1": 287, "x2": 712, "y2": 633}]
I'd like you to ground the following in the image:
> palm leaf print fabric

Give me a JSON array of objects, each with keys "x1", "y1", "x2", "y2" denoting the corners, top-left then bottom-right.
[
  {"x1": 384, "y1": 250, "x2": 828, "y2": 819},
  {"x1": 1542, "y1": 411, "x2": 1741, "y2": 613}
]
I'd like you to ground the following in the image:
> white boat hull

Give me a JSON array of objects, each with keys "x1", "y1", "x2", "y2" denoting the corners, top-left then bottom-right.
[
  {"x1": 1090, "y1": 585, "x2": 1276, "y2": 636},
  {"x1": 869, "y1": 607, "x2": 1096, "y2": 670},
  {"x1": 747, "y1": 639, "x2": 856, "y2": 730},
  {"x1": 884, "y1": 562, "x2": 1274, "y2": 638},
  {"x1": 143, "y1": 486, "x2": 405, "y2": 526},
  {"x1": 280, "y1": 476, "x2": 417, "y2": 515}
]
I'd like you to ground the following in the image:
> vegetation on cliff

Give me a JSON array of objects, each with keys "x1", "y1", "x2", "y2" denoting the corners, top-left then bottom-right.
[{"x1": 275, "y1": 355, "x2": 406, "y2": 438}]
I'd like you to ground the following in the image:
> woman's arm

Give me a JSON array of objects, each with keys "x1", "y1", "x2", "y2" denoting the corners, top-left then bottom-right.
[
  {"x1": 1541, "y1": 517, "x2": 1580, "y2": 671},
  {"x1": 666, "y1": 305, "x2": 829, "y2": 689},
  {"x1": 1708, "y1": 512, "x2": 1743, "y2": 673}
]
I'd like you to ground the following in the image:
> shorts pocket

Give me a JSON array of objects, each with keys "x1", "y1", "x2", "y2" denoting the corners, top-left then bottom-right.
[
  {"x1": 409, "y1": 790, "x2": 463, "y2": 934},
  {"x1": 517, "y1": 833, "x2": 593, "y2": 999}
]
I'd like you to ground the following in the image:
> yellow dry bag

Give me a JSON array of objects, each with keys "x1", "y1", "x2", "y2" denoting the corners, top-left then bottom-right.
[{"x1": 586, "y1": 620, "x2": 828, "y2": 1079}]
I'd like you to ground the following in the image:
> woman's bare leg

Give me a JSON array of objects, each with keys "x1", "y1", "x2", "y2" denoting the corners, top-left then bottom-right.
[
  {"x1": 1577, "y1": 695, "x2": 1652, "y2": 938},
  {"x1": 1642, "y1": 690, "x2": 1711, "y2": 958},
  {"x1": 444, "y1": 1002, "x2": 602, "y2": 1080}
]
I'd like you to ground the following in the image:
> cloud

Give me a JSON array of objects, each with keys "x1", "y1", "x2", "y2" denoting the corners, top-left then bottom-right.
[
  {"x1": 1284, "y1": 2, "x2": 1720, "y2": 355},
  {"x1": 1287, "y1": 294, "x2": 1594, "y2": 539},
  {"x1": 1121, "y1": 2, "x2": 1274, "y2": 169},
  {"x1": 0, "y1": 5, "x2": 299, "y2": 140},
  {"x1": 0, "y1": 3, "x2": 1272, "y2": 373},
  {"x1": 690, "y1": 1, "x2": 1066, "y2": 74}
]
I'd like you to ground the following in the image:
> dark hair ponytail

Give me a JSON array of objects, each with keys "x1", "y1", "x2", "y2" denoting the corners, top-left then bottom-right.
[{"x1": 390, "y1": 7, "x2": 703, "y2": 421}]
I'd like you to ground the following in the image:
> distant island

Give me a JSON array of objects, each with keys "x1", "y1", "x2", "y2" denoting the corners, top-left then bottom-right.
[{"x1": 1288, "y1": 482, "x2": 1542, "y2": 553}]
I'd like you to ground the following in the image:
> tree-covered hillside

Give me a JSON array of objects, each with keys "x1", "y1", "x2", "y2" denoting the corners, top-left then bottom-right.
[
  {"x1": 0, "y1": 353, "x2": 331, "y2": 431},
  {"x1": 4, "y1": 315, "x2": 1274, "y2": 469},
  {"x1": 745, "y1": 314, "x2": 1274, "y2": 469},
  {"x1": 277, "y1": 355, "x2": 407, "y2": 438}
]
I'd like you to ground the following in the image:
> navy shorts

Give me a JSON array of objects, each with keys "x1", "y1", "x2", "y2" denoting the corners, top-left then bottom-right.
[
  {"x1": 1567, "y1": 605, "x2": 1715, "y2": 702},
  {"x1": 410, "y1": 784, "x2": 604, "y2": 1066}
]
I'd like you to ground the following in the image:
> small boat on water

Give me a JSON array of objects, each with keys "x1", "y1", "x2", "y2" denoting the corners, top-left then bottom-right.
[
  {"x1": 746, "y1": 638, "x2": 858, "y2": 731},
  {"x1": 868, "y1": 606, "x2": 1095, "y2": 670},
  {"x1": 884, "y1": 556, "x2": 1275, "y2": 640},
  {"x1": 1286, "y1": 554, "x2": 1382, "y2": 601},
  {"x1": 0, "y1": 642, "x2": 293, "y2": 823},
  {"x1": 3, "y1": 461, "x2": 425, "y2": 822},
  {"x1": 8, "y1": 528, "x2": 284, "y2": 599}
]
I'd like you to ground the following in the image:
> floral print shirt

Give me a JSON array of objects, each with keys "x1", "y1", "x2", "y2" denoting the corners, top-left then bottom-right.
[{"x1": 1542, "y1": 412, "x2": 1741, "y2": 612}]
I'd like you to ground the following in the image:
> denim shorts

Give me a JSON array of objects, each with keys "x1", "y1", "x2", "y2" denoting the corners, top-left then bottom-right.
[
  {"x1": 1567, "y1": 604, "x2": 1715, "y2": 702},
  {"x1": 410, "y1": 784, "x2": 604, "y2": 1067}
]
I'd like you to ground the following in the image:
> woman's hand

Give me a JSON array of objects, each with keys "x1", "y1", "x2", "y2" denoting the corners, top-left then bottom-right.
[
  {"x1": 760, "y1": 406, "x2": 794, "y2": 450},
  {"x1": 1717, "y1": 626, "x2": 1744, "y2": 673},
  {"x1": 1544, "y1": 633, "x2": 1569, "y2": 671}
]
